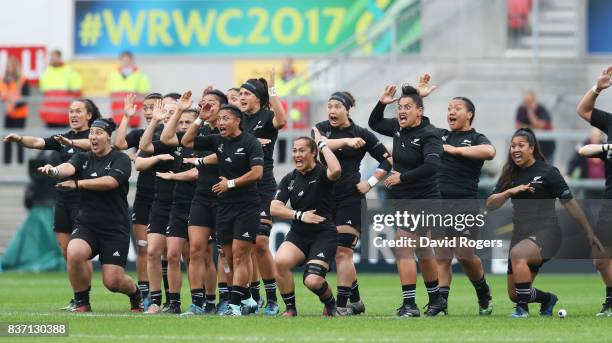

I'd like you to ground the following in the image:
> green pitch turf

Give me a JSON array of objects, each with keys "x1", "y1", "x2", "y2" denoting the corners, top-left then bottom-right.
[{"x1": 0, "y1": 272, "x2": 609, "y2": 342}]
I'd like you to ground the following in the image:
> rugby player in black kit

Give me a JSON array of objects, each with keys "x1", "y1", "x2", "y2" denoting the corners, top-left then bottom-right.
[
  {"x1": 191, "y1": 104, "x2": 264, "y2": 316},
  {"x1": 272, "y1": 129, "x2": 342, "y2": 317},
  {"x1": 435, "y1": 95, "x2": 496, "y2": 315},
  {"x1": 38, "y1": 118, "x2": 141, "y2": 313},
  {"x1": 575, "y1": 65, "x2": 612, "y2": 316},
  {"x1": 114, "y1": 92, "x2": 163, "y2": 303},
  {"x1": 368, "y1": 84, "x2": 447, "y2": 317},
  {"x1": 314, "y1": 91, "x2": 391, "y2": 315},
  {"x1": 239, "y1": 68, "x2": 287, "y2": 315},
  {"x1": 4, "y1": 98, "x2": 100, "y2": 310},
  {"x1": 487, "y1": 128, "x2": 602, "y2": 318}
]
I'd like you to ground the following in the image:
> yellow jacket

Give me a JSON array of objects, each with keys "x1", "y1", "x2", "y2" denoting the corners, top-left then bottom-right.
[{"x1": 39, "y1": 65, "x2": 82, "y2": 92}]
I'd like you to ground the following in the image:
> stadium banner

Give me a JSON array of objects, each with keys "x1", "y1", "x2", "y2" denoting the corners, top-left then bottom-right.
[
  {"x1": 0, "y1": 46, "x2": 46, "y2": 84},
  {"x1": 73, "y1": 0, "x2": 402, "y2": 56},
  {"x1": 588, "y1": 0, "x2": 612, "y2": 53}
]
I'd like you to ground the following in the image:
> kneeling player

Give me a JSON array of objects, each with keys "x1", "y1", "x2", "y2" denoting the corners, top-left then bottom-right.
[
  {"x1": 271, "y1": 131, "x2": 341, "y2": 317},
  {"x1": 38, "y1": 119, "x2": 141, "y2": 312}
]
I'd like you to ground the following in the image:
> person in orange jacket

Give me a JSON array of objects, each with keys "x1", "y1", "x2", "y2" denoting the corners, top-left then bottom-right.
[{"x1": 1, "y1": 56, "x2": 29, "y2": 164}]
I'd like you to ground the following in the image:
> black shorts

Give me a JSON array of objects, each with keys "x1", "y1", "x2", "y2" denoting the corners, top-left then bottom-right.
[
  {"x1": 508, "y1": 228, "x2": 562, "y2": 269},
  {"x1": 53, "y1": 194, "x2": 79, "y2": 234},
  {"x1": 258, "y1": 182, "x2": 276, "y2": 226},
  {"x1": 71, "y1": 225, "x2": 129, "y2": 267},
  {"x1": 432, "y1": 199, "x2": 482, "y2": 241},
  {"x1": 166, "y1": 203, "x2": 190, "y2": 239},
  {"x1": 216, "y1": 202, "x2": 259, "y2": 245},
  {"x1": 333, "y1": 199, "x2": 362, "y2": 231},
  {"x1": 188, "y1": 196, "x2": 217, "y2": 230},
  {"x1": 132, "y1": 195, "x2": 153, "y2": 226},
  {"x1": 285, "y1": 227, "x2": 337, "y2": 267},
  {"x1": 147, "y1": 200, "x2": 172, "y2": 235}
]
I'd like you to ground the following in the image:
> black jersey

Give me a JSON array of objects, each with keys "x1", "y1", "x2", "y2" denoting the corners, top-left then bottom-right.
[
  {"x1": 492, "y1": 160, "x2": 573, "y2": 234},
  {"x1": 590, "y1": 108, "x2": 612, "y2": 198},
  {"x1": 193, "y1": 124, "x2": 220, "y2": 200},
  {"x1": 315, "y1": 120, "x2": 391, "y2": 202},
  {"x1": 67, "y1": 149, "x2": 131, "y2": 232},
  {"x1": 242, "y1": 108, "x2": 278, "y2": 185},
  {"x1": 126, "y1": 125, "x2": 163, "y2": 200},
  {"x1": 437, "y1": 128, "x2": 491, "y2": 198},
  {"x1": 43, "y1": 129, "x2": 90, "y2": 199},
  {"x1": 275, "y1": 163, "x2": 336, "y2": 233},
  {"x1": 194, "y1": 132, "x2": 264, "y2": 204},
  {"x1": 368, "y1": 102, "x2": 442, "y2": 198}
]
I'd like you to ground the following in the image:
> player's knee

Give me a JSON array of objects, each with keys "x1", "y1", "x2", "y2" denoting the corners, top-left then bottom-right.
[
  {"x1": 189, "y1": 244, "x2": 204, "y2": 261},
  {"x1": 275, "y1": 257, "x2": 292, "y2": 274},
  {"x1": 102, "y1": 274, "x2": 122, "y2": 293},
  {"x1": 136, "y1": 239, "x2": 148, "y2": 256},
  {"x1": 438, "y1": 258, "x2": 453, "y2": 269},
  {"x1": 66, "y1": 247, "x2": 88, "y2": 264},
  {"x1": 335, "y1": 246, "x2": 353, "y2": 262},
  {"x1": 302, "y1": 263, "x2": 327, "y2": 290},
  {"x1": 147, "y1": 246, "x2": 162, "y2": 261},
  {"x1": 231, "y1": 248, "x2": 248, "y2": 265},
  {"x1": 593, "y1": 258, "x2": 609, "y2": 271},
  {"x1": 167, "y1": 249, "x2": 181, "y2": 265}
]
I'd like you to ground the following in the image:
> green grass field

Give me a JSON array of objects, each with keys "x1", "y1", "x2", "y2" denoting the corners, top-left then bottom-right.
[{"x1": 0, "y1": 272, "x2": 609, "y2": 342}]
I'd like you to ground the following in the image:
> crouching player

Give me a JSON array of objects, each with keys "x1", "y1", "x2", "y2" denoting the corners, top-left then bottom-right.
[
  {"x1": 38, "y1": 118, "x2": 141, "y2": 312},
  {"x1": 271, "y1": 129, "x2": 341, "y2": 317}
]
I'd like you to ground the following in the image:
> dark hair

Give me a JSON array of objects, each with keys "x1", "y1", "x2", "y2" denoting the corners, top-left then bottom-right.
[
  {"x1": 241, "y1": 78, "x2": 269, "y2": 109},
  {"x1": 163, "y1": 92, "x2": 181, "y2": 101},
  {"x1": 204, "y1": 89, "x2": 229, "y2": 105},
  {"x1": 119, "y1": 50, "x2": 134, "y2": 59},
  {"x1": 182, "y1": 108, "x2": 199, "y2": 118},
  {"x1": 219, "y1": 104, "x2": 243, "y2": 121},
  {"x1": 50, "y1": 49, "x2": 62, "y2": 58},
  {"x1": 496, "y1": 128, "x2": 546, "y2": 191},
  {"x1": 144, "y1": 92, "x2": 163, "y2": 100},
  {"x1": 399, "y1": 84, "x2": 424, "y2": 109},
  {"x1": 329, "y1": 91, "x2": 356, "y2": 110},
  {"x1": 91, "y1": 118, "x2": 117, "y2": 136},
  {"x1": 453, "y1": 96, "x2": 476, "y2": 124},
  {"x1": 74, "y1": 98, "x2": 101, "y2": 127},
  {"x1": 294, "y1": 136, "x2": 318, "y2": 160}
]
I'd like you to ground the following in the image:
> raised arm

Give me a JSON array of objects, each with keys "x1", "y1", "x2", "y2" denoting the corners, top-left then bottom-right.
[
  {"x1": 114, "y1": 93, "x2": 137, "y2": 150},
  {"x1": 368, "y1": 85, "x2": 398, "y2": 136},
  {"x1": 577, "y1": 66, "x2": 612, "y2": 122},
  {"x1": 313, "y1": 127, "x2": 341, "y2": 181},
  {"x1": 162, "y1": 91, "x2": 192, "y2": 146},
  {"x1": 269, "y1": 68, "x2": 287, "y2": 129},
  {"x1": 138, "y1": 99, "x2": 163, "y2": 153}
]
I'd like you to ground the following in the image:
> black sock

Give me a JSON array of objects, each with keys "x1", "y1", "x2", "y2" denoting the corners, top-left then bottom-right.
[
  {"x1": 439, "y1": 286, "x2": 450, "y2": 301},
  {"x1": 401, "y1": 284, "x2": 416, "y2": 306},
  {"x1": 191, "y1": 288, "x2": 204, "y2": 308},
  {"x1": 205, "y1": 294, "x2": 216, "y2": 309},
  {"x1": 263, "y1": 278, "x2": 278, "y2": 302},
  {"x1": 281, "y1": 292, "x2": 296, "y2": 310},
  {"x1": 74, "y1": 289, "x2": 90, "y2": 305},
  {"x1": 337, "y1": 286, "x2": 352, "y2": 307},
  {"x1": 515, "y1": 282, "x2": 531, "y2": 312},
  {"x1": 471, "y1": 276, "x2": 491, "y2": 301},
  {"x1": 424, "y1": 280, "x2": 440, "y2": 304},
  {"x1": 530, "y1": 288, "x2": 551, "y2": 304},
  {"x1": 138, "y1": 281, "x2": 150, "y2": 299},
  {"x1": 150, "y1": 290, "x2": 162, "y2": 306},
  {"x1": 250, "y1": 281, "x2": 261, "y2": 303},
  {"x1": 168, "y1": 292, "x2": 181, "y2": 305},
  {"x1": 230, "y1": 286, "x2": 247, "y2": 306},
  {"x1": 161, "y1": 259, "x2": 169, "y2": 302},
  {"x1": 218, "y1": 282, "x2": 229, "y2": 302},
  {"x1": 349, "y1": 280, "x2": 361, "y2": 303},
  {"x1": 242, "y1": 288, "x2": 250, "y2": 301},
  {"x1": 606, "y1": 286, "x2": 612, "y2": 304}
]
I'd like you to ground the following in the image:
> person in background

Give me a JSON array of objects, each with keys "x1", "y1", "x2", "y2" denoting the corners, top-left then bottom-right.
[
  {"x1": 107, "y1": 51, "x2": 150, "y2": 128},
  {"x1": 515, "y1": 91, "x2": 555, "y2": 162},
  {"x1": 1, "y1": 56, "x2": 29, "y2": 164},
  {"x1": 39, "y1": 50, "x2": 82, "y2": 128}
]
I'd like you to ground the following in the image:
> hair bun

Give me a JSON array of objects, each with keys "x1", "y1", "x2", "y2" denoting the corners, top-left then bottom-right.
[{"x1": 401, "y1": 84, "x2": 418, "y2": 96}]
